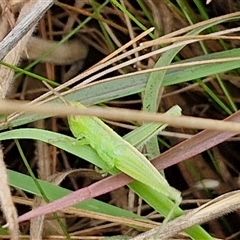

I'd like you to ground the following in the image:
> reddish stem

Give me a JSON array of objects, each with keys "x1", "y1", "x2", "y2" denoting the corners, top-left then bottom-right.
[{"x1": 17, "y1": 110, "x2": 240, "y2": 222}]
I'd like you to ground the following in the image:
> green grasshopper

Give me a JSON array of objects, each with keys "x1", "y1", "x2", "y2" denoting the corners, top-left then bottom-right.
[{"x1": 68, "y1": 102, "x2": 182, "y2": 208}]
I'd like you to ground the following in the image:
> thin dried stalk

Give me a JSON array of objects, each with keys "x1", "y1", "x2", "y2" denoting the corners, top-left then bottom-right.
[
  {"x1": 0, "y1": 1, "x2": 53, "y2": 238},
  {"x1": 0, "y1": 0, "x2": 51, "y2": 99},
  {"x1": 0, "y1": 0, "x2": 53, "y2": 61},
  {"x1": 0, "y1": 147, "x2": 19, "y2": 239},
  {"x1": 0, "y1": 3, "x2": 19, "y2": 238},
  {"x1": 132, "y1": 191, "x2": 240, "y2": 240}
]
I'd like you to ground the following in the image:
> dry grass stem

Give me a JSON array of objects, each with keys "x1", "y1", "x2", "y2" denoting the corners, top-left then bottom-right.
[
  {"x1": 132, "y1": 191, "x2": 240, "y2": 240},
  {"x1": 0, "y1": 0, "x2": 53, "y2": 238},
  {"x1": 0, "y1": 147, "x2": 18, "y2": 239},
  {"x1": 1, "y1": 100, "x2": 240, "y2": 134},
  {"x1": 0, "y1": 0, "x2": 53, "y2": 61}
]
